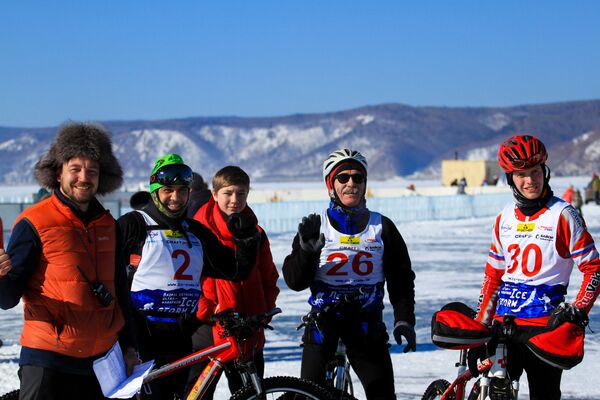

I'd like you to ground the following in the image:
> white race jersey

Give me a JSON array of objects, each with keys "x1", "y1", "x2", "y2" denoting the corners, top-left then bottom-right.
[
  {"x1": 130, "y1": 211, "x2": 204, "y2": 319},
  {"x1": 316, "y1": 209, "x2": 385, "y2": 286},
  {"x1": 494, "y1": 198, "x2": 572, "y2": 318}
]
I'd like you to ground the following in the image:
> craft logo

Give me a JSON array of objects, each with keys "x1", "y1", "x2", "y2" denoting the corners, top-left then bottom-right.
[
  {"x1": 340, "y1": 236, "x2": 360, "y2": 245},
  {"x1": 165, "y1": 230, "x2": 183, "y2": 238},
  {"x1": 517, "y1": 223, "x2": 535, "y2": 232}
]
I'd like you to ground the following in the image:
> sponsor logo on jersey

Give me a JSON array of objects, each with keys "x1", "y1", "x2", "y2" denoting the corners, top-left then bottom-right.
[
  {"x1": 340, "y1": 235, "x2": 360, "y2": 245},
  {"x1": 501, "y1": 223, "x2": 512, "y2": 232},
  {"x1": 514, "y1": 234, "x2": 532, "y2": 239},
  {"x1": 165, "y1": 229, "x2": 184, "y2": 238},
  {"x1": 535, "y1": 233, "x2": 554, "y2": 241},
  {"x1": 517, "y1": 223, "x2": 535, "y2": 232},
  {"x1": 538, "y1": 225, "x2": 553, "y2": 231}
]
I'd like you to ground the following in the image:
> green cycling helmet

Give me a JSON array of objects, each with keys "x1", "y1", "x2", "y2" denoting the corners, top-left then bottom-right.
[{"x1": 149, "y1": 153, "x2": 193, "y2": 193}]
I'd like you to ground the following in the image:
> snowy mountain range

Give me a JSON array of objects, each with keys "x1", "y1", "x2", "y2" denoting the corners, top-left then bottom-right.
[{"x1": 1, "y1": 100, "x2": 600, "y2": 185}]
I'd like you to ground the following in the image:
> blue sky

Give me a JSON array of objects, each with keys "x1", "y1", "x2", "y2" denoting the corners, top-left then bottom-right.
[{"x1": 1, "y1": 1, "x2": 599, "y2": 127}]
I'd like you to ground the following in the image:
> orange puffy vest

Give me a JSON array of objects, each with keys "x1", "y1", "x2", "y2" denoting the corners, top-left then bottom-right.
[{"x1": 16, "y1": 194, "x2": 124, "y2": 358}]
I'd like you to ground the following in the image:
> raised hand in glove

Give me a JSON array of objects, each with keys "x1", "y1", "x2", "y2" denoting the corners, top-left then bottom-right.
[
  {"x1": 467, "y1": 344, "x2": 487, "y2": 377},
  {"x1": 547, "y1": 302, "x2": 589, "y2": 330},
  {"x1": 227, "y1": 212, "x2": 260, "y2": 242},
  {"x1": 393, "y1": 321, "x2": 417, "y2": 353},
  {"x1": 298, "y1": 214, "x2": 325, "y2": 254}
]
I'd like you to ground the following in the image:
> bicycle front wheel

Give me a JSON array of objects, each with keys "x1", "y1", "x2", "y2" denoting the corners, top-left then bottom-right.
[
  {"x1": 421, "y1": 379, "x2": 453, "y2": 400},
  {"x1": 0, "y1": 390, "x2": 19, "y2": 400},
  {"x1": 230, "y1": 376, "x2": 336, "y2": 400}
]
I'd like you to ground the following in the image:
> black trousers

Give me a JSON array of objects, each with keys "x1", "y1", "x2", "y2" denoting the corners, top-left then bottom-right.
[
  {"x1": 137, "y1": 319, "x2": 192, "y2": 400},
  {"x1": 18, "y1": 365, "x2": 107, "y2": 400},
  {"x1": 300, "y1": 316, "x2": 396, "y2": 400},
  {"x1": 507, "y1": 341, "x2": 562, "y2": 400},
  {"x1": 185, "y1": 324, "x2": 265, "y2": 399}
]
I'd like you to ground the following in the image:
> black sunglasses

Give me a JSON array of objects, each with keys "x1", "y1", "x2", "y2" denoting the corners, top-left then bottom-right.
[{"x1": 335, "y1": 173, "x2": 365, "y2": 184}]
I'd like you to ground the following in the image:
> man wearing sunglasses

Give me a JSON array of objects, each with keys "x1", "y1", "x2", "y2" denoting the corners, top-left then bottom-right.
[
  {"x1": 283, "y1": 148, "x2": 416, "y2": 400},
  {"x1": 471, "y1": 135, "x2": 600, "y2": 399},
  {"x1": 117, "y1": 154, "x2": 260, "y2": 400}
]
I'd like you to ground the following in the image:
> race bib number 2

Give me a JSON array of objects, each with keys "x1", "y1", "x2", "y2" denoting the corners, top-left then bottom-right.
[{"x1": 172, "y1": 249, "x2": 192, "y2": 280}]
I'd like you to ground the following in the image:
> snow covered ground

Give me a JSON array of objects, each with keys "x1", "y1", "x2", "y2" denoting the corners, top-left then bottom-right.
[{"x1": 1, "y1": 180, "x2": 599, "y2": 399}]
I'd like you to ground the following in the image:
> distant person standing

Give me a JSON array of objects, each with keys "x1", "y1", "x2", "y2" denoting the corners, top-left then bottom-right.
[
  {"x1": 592, "y1": 173, "x2": 600, "y2": 205},
  {"x1": 456, "y1": 177, "x2": 467, "y2": 194},
  {"x1": 561, "y1": 185, "x2": 574, "y2": 204},
  {"x1": 572, "y1": 188, "x2": 583, "y2": 216},
  {"x1": 186, "y1": 172, "x2": 212, "y2": 218}
]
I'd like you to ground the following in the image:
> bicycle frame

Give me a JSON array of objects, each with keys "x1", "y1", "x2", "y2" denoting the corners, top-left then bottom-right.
[
  {"x1": 436, "y1": 343, "x2": 519, "y2": 400},
  {"x1": 141, "y1": 334, "x2": 246, "y2": 400},
  {"x1": 326, "y1": 337, "x2": 353, "y2": 395},
  {"x1": 142, "y1": 308, "x2": 282, "y2": 400}
]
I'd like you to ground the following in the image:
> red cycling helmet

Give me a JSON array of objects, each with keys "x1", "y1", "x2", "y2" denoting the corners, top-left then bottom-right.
[{"x1": 498, "y1": 135, "x2": 548, "y2": 173}]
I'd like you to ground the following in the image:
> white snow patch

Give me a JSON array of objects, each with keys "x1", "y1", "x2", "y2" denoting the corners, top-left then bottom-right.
[
  {"x1": 480, "y1": 113, "x2": 511, "y2": 131},
  {"x1": 583, "y1": 139, "x2": 600, "y2": 159},
  {"x1": 356, "y1": 114, "x2": 375, "y2": 125}
]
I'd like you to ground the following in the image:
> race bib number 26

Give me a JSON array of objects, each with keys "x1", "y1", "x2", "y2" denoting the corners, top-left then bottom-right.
[{"x1": 325, "y1": 251, "x2": 373, "y2": 276}]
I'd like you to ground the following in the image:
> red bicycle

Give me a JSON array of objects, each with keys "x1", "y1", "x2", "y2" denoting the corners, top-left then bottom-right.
[
  {"x1": 422, "y1": 315, "x2": 519, "y2": 400},
  {"x1": 143, "y1": 307, "x2": 338, "y2": 400}
]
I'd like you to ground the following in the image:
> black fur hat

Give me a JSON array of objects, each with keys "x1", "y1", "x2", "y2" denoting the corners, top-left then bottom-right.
[{"x1": 34, "y1": 122, "x2": 123, "y2": 194}]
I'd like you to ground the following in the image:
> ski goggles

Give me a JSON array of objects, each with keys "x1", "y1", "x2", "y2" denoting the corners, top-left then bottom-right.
[
  {"x1": 150, "y1": 164, "x2": 193, "y2": 187},
  {"x1": 335, "y1": 173, "x2": 365, "y2": 184}
]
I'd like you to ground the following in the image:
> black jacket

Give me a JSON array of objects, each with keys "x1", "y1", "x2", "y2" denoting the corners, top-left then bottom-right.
[
  {"x1": 282, "y1": 211, "x2": 416, "y2": 326},
  {"x1": 117, "y1": 201, "x2": 258, "y2": 284}
]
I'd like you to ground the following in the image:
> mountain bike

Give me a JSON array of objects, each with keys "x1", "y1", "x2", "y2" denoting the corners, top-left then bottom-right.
[
  {"x1": 144, "y1": 307, "x2": 336, "y2": 400},
  {"x1": 0, "y1": 308, "x2": 335, "y2": 400},
  {"x1": 421, "y1": 314, "x2": 519, "y2": 400},
  {"x1": 297, "y1": 289, "x2": 369, "y2": 400}
]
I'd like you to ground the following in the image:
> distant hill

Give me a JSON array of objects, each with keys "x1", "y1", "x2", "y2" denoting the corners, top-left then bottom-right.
[{"x1": 1, "y1": 100, "x2": 600, "y2": 185}]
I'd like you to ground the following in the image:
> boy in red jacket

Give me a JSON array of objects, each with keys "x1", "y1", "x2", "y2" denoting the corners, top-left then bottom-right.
[{"x1": 186, "y1": 166, "x2": 280, "y2": 398}]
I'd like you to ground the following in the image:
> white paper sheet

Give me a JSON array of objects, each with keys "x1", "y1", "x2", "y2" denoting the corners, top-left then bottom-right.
[{"x1": 93, "y1": 341, "x2": 155, "y2": 399}]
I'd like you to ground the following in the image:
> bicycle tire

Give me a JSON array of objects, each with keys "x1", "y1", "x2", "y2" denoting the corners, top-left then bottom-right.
[
  {"x1": 0, "y1": 390, "x2": 19, "y2": 400},
  {"x1": 327, "y1": 387, "x2": 358, "y2": 400},
  {"x1": 421, "y1": 379, "x2": 454, "y2": 400},
  {"x1": 229, "y1": 376, "x2": 336, "y2": 400}
]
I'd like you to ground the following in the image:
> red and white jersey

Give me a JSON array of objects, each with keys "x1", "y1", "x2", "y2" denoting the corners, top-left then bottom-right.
[
  {"x1": 477, "y1": 197, "x2": 600, "y2": 326},
  {"x1": 315, "y1": 209, "x2": 385, "y2": 286}
]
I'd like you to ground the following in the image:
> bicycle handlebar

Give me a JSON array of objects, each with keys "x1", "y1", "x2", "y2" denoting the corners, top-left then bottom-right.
[
  {"x1": 296, "y1": 287, "x2": 367, "y2": 330},
  {"x1": 210, "y1": 307, "x2": 282, "y2": 338}
]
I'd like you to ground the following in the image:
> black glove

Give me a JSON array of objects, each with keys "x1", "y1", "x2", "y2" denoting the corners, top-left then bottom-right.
[
  {"x1": 227, "y1": 212, "x2": 259, "y2": 241},
  {"x1": 547, "y1": 302, "x2": 589, "y2": 330},
  {"x1": 298, "y1": 214, "x2": 325, "y2": 254},
  {"x1": 177, "y1": 313, "x2": 203, "y2": 336},
  {"x1": 393, "y1": 321, "x2": 416, "y2": 353},
  {"x1": 467, "y1": 344, "x2": 487, "y2": 377}
]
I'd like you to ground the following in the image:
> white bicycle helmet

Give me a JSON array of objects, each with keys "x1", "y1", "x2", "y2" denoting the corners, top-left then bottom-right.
[{"x1": 322, "y1": 148, "x2": 368, "y2": 182}]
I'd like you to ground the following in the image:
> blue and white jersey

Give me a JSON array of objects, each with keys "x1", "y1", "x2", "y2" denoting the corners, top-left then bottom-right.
[
  {"x1": 130, "y1": 211, "x2": 204, "y2": 321},
  {"x1": 309, "y1": 209, "x2": 385, "y2": 312}
]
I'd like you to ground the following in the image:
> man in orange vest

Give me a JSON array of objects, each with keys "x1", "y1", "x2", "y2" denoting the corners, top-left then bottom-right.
[{"x1": 0, "y1": 123, "x2": 138, "y2": 400}]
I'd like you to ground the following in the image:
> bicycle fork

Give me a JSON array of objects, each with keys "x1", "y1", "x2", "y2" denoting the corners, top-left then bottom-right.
[{"x1": 477, "y1": 343, "x2": 519, "y2": 400}]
